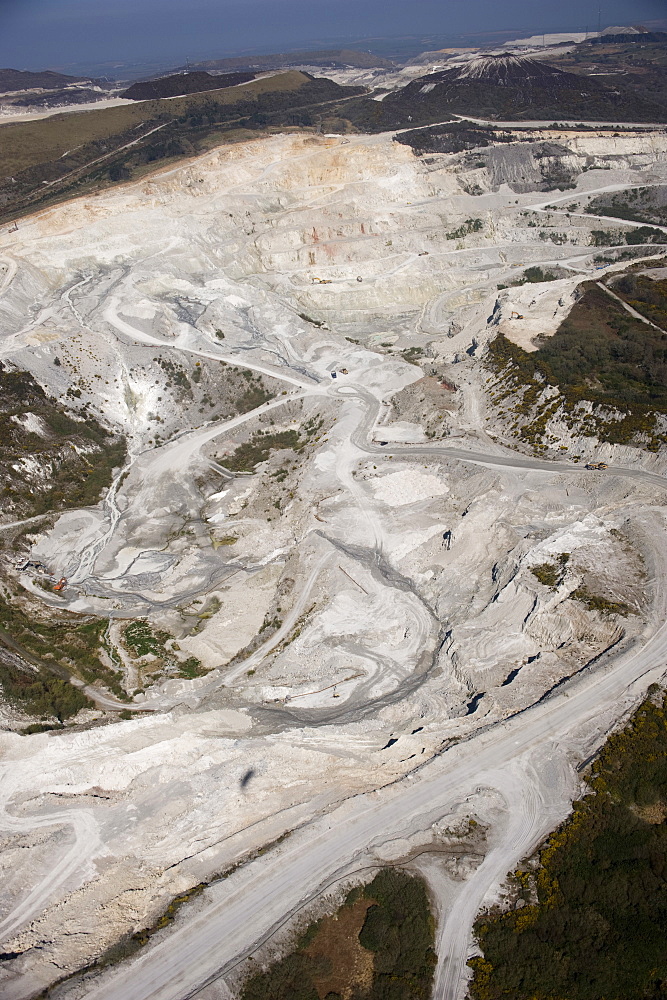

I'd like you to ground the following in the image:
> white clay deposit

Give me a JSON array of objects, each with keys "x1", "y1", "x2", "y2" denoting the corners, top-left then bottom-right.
[{"x1": 0, "y1": 115, "x2": 666, "y2": 1000}]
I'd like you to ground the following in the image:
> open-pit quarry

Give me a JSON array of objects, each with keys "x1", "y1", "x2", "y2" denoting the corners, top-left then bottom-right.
[{"x1": 1, "y1": 121, "x2": 667, "y2": 1000}]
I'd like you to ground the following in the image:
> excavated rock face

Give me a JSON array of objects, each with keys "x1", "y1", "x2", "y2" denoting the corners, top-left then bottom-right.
[
  {"x1": 0, "y1": 125, "x2": 666, "y2": 994},
  {"x1": 484, "y1": 142, "x2": 578, "y2": 193}
]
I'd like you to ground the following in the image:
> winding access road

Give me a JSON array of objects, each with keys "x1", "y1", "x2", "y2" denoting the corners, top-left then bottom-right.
[
  {"x1": 80, "y1": 574, "x2": 667, "y2": 1000},
  {"x1": 74, "y1": 383, "x2": 667, "y2": 1000}
]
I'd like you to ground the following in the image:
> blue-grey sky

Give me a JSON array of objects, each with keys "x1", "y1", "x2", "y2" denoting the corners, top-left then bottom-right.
[{"x1": 2, "y1": 0, "x2": 666, "y2": 75}]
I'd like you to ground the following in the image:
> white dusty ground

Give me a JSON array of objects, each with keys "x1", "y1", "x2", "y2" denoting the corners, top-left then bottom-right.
[{"x1": 1, "y1": 124, "x2": 667, "y2": 999}]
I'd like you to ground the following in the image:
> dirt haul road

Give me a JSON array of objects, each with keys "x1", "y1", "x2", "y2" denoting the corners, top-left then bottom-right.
[
  {"x1": 80, "y1": 581, "x2": 667, "y2": 1000},
  {"x1": 72, "y1": 394, "x2": 667, "y2": 1000},
  {"x1": 2, "y1": 126, "x2": 667, "y2": 1000}
]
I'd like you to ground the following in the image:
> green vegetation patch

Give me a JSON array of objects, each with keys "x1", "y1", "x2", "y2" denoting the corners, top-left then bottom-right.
[
  {"x1": 123, "y1": 620, "x2": 171, "y2": 658},
  {"x1": 498, "y1": 266, "x2": 558, "y2": 290},
  {"x1": 237, "y1": 382, "x2": 274, "y2": 413},
  {"x1": 298, "y1": 312, "x2": 326, "y2": 328},
  {"x1": 585, "y1": 185, "x2": 667, "y2": 228},
  {"x1": 225, "y1": 429, "x2": 302, "y2": 471},
  {"x1": 395, "y1": 121, "x2": 517, "y2": 155},
  {"x1": 534, "y1": 282, "x2": 667, "y2": 409},
  {"x1": 470, "y1": 689, "x2": 667, "y2": 1000},
  {"x1": 122, "y1": 620, "x2": 206, "y2": 679},
  {"x1": 612, "y1": 273, "x2": 667, "y2": 332},
  {"x1": 520, "y1": 266, "x2": 558, "y2": 284},
  {"x1": 0, "y1": 363, "x2": 126, "y2": 520},
  {"x1": 0, "y1": 656, "x2": 90, "y2": 722},
  {"x1": 446, "y1": 218, "x2": 483, "y2": 240},
  {"x1": 240, "y1": 868, "x2": 436, "y2": 1000},
  {"x1": 590, "y1": 226, "x2": 665, "y2": 247},
  {"x1": 530, "y1": 553, "x2": 569, "y2": 589},
  {"x1": 400, "y1": 346, "x2": 425, "y2": 364},
  {"x1": 571, "y1": 586, "x2": 632, "y2": 617},
  {"x1": 487, "y1": 277, "x2": 667, "y2": 451},
  {"x1": 0, "y1": 596, "x2": 127, "y2": 701},
  {"x1": 177, "y1": 657, "x2": 208, "y2": 679},
  {"x1": 530, "y1": 557, "x2": 633, "y2": 614}
]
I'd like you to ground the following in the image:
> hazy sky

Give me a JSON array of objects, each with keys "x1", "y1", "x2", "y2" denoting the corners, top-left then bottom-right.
[{"x1": 1, "y1": 0, "x2": 666, "y2": 73}]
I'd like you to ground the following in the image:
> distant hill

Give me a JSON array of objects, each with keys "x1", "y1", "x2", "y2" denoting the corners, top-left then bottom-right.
[
  {"x1": 194, "y1": 49, "x2": 395, "y2": 72},
  {"x1": 121, "y1": 70, "x2": 255, "y2": 101},
  {"x1": 541, "y1": 37, "x2": 667, "y2": 120},
  {"x1": 0, "y1": 68, "x2": 92, "y2": 93},
  {"x1": 344, "y1": 54, "x2": 667, "y2": 130},
  {"x1": 12, "y1": 88, "x2": 109, "y2": 109},
  {"x1": 591, "y1": 31, "x2": 667, "y2": 43}
]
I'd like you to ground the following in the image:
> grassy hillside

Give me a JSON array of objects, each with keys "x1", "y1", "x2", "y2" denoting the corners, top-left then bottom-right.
[
  {"x1": 0, "y1": 71, "x2": 311, "y2": 176},
  {"x1": 470, "y1": 689, "x2": 667, "y2": 1000}
]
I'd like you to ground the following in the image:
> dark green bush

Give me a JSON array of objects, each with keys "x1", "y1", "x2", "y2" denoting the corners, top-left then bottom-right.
[
  {"x1": 470, "y1": 693, "x2": 667, "y2": 1000},
  {"x1": 239, "y1": 869, "x2": 435, "y2": 1000}
]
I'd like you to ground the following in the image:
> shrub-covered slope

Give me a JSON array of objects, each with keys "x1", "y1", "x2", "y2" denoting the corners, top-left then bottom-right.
[
  {"x1": 345, "y1": 54, "x2": 667, "y2": 131},
  {"x1": 121, "y1": 71, "x2": 255, "y2": 101},
  {"x1": 0, "y1": 68, "x2": 92, "y2": 92},
  {"x1": 240, "y1": 869, "x2": 436, "y2": 1000},
  {"x1": 470, "y1": 690, "x2": 667, "y2": 1000},
  {"x1": 0, "y1": 362, "x2": 126, "y2": 521},
  {"x1": 486, "y1": 275, "x2": 667, "y2": 454}
]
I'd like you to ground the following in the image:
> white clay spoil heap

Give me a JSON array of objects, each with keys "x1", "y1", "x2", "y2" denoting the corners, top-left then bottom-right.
[{"x1": 0, "y1": 121, "x2": 666, "y2": 1000}]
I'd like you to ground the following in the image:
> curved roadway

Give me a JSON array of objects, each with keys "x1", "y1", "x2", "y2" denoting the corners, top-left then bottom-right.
[
  {"x1": 80, "y1": 581, "x2": 667, "y2": 1000},
  {"x1": 3, "y1": 157, "x2": 667, "y2": 1000},
  {"x1": 69, "y1": 382, "x2": 667, "y2": 1000}
]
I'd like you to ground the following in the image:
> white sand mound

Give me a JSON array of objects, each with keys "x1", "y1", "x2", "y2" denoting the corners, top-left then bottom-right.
[{"x1": 372, "y1": 468, "x2": 449, "y2": 506}]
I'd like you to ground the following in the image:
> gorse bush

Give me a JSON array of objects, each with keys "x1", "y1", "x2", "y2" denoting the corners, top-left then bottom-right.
[
  {"x1": 225, "y1": 429, "x2": 302, "y2": 471},
  {"x1": 358, "y1": 869, "x2": 437, "y2": 999},
  {"x1": 0, "y1": 657, "x2": 89, "y2": 721},
  {"x1": 240, "y1": 869, "x2": 435, "y2": 1000},
  {"x1": 470, "y1": 691, "x2": 667, "y2": 1000}
]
